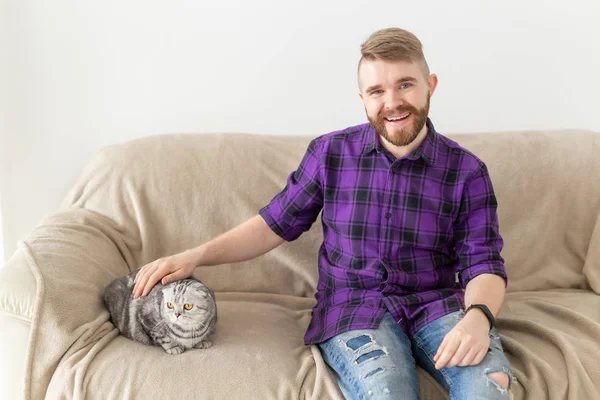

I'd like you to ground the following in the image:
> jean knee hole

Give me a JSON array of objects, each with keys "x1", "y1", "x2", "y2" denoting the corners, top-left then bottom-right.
[
  {"x1": 363, "y1": 367, "x2": 385, "y2": 379},
  {"x1": 485, "y1": 368, "x2": 513, "y2": 392},
  {"x1": 355, "y1": 349, "x2": 387, "y2": 365},
  {"x1": 345, "y1": 334, "x2": 375, "y2": 352},
  {"x1": 487, "y1": 373, "x2": 510, "y2": 392}
]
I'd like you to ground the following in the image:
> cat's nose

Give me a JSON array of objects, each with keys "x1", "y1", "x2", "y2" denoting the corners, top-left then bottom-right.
[{"x1": 175, "y1": 313, "x2": 181, "y2": 318}]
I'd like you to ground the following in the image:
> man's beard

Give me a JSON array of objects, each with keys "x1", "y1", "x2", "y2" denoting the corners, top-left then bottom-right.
[{"x1": 367, "y1": 95, "x2": 430, "y2": 147}]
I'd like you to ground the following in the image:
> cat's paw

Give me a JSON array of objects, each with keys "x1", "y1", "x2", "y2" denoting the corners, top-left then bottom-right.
[
  {"x1": 164, "y1": 345, "x2": 185, "y2": 355},
  {"x1": 194, "y1": 340, "x2": 212, "y2": 349}
]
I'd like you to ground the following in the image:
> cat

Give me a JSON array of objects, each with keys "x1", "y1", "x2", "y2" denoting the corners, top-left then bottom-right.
[{"x1": 104, "y1": 268, "x2": 217, "y2": 355}]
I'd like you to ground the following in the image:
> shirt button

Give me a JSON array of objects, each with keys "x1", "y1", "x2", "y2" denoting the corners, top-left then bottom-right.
[{"x1": 385, "y1": 212, "x2": 392, "y2": 219}]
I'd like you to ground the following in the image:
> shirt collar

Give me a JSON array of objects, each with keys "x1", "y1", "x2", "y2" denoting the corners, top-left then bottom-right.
[{"x1": 361, "y1": 118, "x2": 438, "y2": 166}]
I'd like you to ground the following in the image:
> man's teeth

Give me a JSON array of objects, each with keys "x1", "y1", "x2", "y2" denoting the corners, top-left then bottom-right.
[{"x1": 386, "y1": 113, "x2": 410, "y2": 121}]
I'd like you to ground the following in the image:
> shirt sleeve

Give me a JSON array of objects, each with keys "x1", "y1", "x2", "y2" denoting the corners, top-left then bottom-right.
[
  {"x1": 454, "y1": 163, "x2": 508, "y2": 288},
  {"x1": 258, "y1": 138, "x2": 324, "y2": 242}
]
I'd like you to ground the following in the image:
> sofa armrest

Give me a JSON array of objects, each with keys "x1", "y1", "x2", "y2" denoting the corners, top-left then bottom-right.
[
  {"x1": 0, "y1": 245, "x2": 38, "y2": 400},
  {"x1": 1, "y1": 208, "x2": 135, "y2": 400},
  {"x1": 0, "y1": 246, "x2": 37, "y2": 320}
]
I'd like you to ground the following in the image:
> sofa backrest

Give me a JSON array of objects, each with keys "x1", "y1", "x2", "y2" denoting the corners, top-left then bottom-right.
[{"x1": 62, "y1": 129, "x2": 600, "y2": 296}]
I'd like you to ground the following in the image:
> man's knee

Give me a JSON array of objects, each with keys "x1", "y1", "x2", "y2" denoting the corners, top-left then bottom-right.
[{"x1": 488, "y1": 371, "x2": 510, "y2": 390}]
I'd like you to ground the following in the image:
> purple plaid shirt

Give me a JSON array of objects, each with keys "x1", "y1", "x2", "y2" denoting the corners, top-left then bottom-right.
[{"x1": 259, "y1": 119, "x2": 507, "y2": 345}]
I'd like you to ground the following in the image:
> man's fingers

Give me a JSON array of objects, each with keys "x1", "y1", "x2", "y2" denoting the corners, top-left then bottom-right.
[
  {"x1": 162, "y1": 270, "x2": 185, "y2": 285},
  {"x1": 133, "y1": 268, "x2": 146, "y2": 297},
  {"x1": 434, "y1": 337, "x2": 447, "y2": 362},
  {"x1": 132, "y1": 257, "x2": 184, "y2": 298},
  {"x1": 457, "y1": 347, "x2": 479, "y2": 367},
  {"x1": 142, "y1": 271, "x2": 161, "y2": 297},
  {"x1": 133, "y1": 265, "x2": 156, "y2": 298},
  {"x1": 446, "y1": 340, "x2": 470, "y2": 368},
  {"x1": 133, "y1": 275, "x2": 145, "y2": 298},
  {"x1": 142, "y1": 262, "x2": 175, "y2": 296},
  {"x1": 473, "y1": 349, "x2": 488, "y2": 366},
  {"x1": 133, "y1": 271, "x2": 144, "y2": 298},
  {"x1": 435, "y1": 337, "x2": 460, "y2": 370},
  {"x1": 133, "y1": 265, "x2": 148, "y2": 285}
]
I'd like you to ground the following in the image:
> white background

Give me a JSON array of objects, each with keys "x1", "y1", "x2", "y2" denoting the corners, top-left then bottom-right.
[{"x1": 1, "y1": 0, "x2": 599, "y2": 264}]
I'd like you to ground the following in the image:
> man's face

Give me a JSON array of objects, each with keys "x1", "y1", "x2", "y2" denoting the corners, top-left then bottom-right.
[{"x1": 358, "y1": 59, "x2": 437, "y2": 147}]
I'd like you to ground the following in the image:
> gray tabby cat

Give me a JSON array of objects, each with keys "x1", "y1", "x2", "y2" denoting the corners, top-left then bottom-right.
[{"x1": 104, "y1": 268, "x2": 217, "y2": 355}]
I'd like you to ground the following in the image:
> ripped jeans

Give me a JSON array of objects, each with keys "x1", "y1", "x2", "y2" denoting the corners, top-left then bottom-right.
[{"x1": 317, "y1": 311, "x2": 513, "y2": 399}]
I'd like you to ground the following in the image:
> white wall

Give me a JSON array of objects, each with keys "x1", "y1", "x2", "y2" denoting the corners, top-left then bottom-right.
[
  {"x1": 2, "y1": 0, "x2": 600, "y2": 263},
  {"x1": 1, "y1": 0, "x2": 10, "y2": 264}
]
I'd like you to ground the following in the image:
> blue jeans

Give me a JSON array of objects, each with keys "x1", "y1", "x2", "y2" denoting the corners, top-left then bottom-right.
[{"x1": 317, "y1": 311, "x2": 513, "y2": 399}]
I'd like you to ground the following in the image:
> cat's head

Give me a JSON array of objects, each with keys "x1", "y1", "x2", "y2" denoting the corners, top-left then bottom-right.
[{"x1": 161, "y1": 279, "x2": 215, "y2": 328}]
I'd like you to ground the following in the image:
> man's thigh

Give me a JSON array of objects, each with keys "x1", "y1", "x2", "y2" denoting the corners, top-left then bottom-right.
[
  {"x1": 317, "y1": 312, "x2": 420, "y2": 400},
  {"x1": 411, "y1": 310, "x2": 514, "y2": 399}
]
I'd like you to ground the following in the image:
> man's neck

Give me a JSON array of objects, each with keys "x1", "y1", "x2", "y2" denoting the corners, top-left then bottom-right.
[{"x1": 379, "y1": 126, "x2": 429, "y2": 159}]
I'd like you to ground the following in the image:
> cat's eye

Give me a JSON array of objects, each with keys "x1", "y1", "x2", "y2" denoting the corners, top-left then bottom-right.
[
  {"x1": 184, "y1": 304, "x2": 193, "y2": 310},
  {"x1": 167, "y1": 302, "x2": 174, "y2": 309}
]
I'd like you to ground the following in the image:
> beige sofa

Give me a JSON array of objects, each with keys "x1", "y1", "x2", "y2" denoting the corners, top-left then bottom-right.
[{"x1": 1, "y1": 128, "x2": 600, "y2": 399}]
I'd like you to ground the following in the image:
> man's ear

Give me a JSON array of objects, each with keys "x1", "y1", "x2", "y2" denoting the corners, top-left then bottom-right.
[{"x1": 428, "y1": 74, "x2": 438, "y2": 97}]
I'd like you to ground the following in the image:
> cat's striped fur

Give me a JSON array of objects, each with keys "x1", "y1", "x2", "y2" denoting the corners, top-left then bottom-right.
[{"x1": 104, "y1": 268, "x2": 217, "y2": 354}]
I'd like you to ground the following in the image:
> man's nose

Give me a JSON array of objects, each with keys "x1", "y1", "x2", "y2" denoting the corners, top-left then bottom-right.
[{"x1": 384, "y1": 91, "x2": 405, "y2": 110}]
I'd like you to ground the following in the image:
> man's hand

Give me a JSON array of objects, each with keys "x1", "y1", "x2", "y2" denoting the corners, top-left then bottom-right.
[
  {"x1": 132, "y1": 250, "x2": 198, "y2": 298},
  {"x1": 433, "y1": 309, "x2": 490, "y2": 370}
]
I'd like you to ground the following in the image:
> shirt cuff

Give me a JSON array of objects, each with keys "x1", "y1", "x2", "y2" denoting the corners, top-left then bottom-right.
[
  {"x1": 258, "y1": 205, "x2": 296, "y2": 242},
  {"x1": 459, "y1": 262, "x2": 508, "y2": 289}
]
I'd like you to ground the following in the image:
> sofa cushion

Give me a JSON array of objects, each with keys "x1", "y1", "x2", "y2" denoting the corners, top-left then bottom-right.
[
  {"x1": 45, "y1": 291, "x2": 344, "y2": 399},
  {"x1": 499, "y1": 289, "x2": 600, "y2": 398}
]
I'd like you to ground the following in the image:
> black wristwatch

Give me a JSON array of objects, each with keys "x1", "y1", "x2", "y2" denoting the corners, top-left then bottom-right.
[{"x1": 465, "y1": 304, "x2": 495, "y2": 330}]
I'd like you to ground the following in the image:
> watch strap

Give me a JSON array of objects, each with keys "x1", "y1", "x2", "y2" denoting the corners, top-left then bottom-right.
[{"x1": 465, "y1": 304, "x2": 495, "y2": 330}]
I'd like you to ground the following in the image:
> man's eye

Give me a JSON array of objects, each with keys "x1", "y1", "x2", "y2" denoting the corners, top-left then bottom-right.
[
  {"x1": 400, "y1": 83, "x2": 412, "y2": 89},
  {"x1": 371, "y1": 90, "x2": 383, "y2": 95}
]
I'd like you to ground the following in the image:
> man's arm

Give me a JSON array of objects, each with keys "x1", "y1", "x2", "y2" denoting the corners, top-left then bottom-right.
[
  {"x1": 433, "y1": 162, "x2": 508, "y2": 369},
  {"x1": 133, "y1": 215, "x2": 284, "y2": 298},
  {"x1": 134, "y1": 137, "x2": 323, "y2": 298},
  {"x1": 433, "y1": 273, "x2": 505, "y2": 370},
  {"x1": 463, "y1": 273, "x2": 506, "y2": 318},
  {"x1": 189, "y1": 214, "x2": 285, "y2": 266}
]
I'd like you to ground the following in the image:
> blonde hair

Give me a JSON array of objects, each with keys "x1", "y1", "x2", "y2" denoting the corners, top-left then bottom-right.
[{"x1": 359, "y1": 28, "x2": 430, "y2": 77}]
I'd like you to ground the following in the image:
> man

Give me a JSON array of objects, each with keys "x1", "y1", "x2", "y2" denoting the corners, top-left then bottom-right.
[{"x1": 133, "y1": 28, "x2": 513, "y2": 399}]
